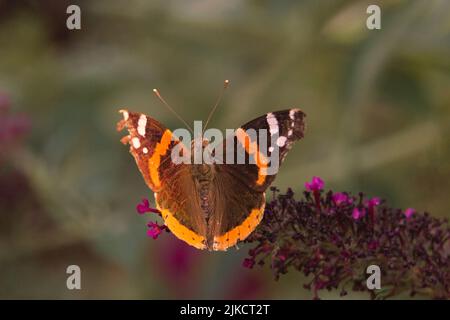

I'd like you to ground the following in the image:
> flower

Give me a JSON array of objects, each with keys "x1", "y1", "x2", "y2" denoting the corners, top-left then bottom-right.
[
  {"x1": 366, "y1": 197, "x2": 381, "y2": 207},
  {"x1": 404, "y1": 208, "x2": 415, "y2": 219},
  {"x1": 332, "y1": 192, "x2": 349, "y2": 206},
  {"x1": 147, "y1": 221, "x2": 167, "y2": 239},
  {"x1": 136, "y1": 198, "x2": 160, "y2": 215},
  {"x1": 305, "y1": 176, "x2": 324, "y2": 191},
  {"x1": 305, "y1": 176, "x2": 324, "y2": 212},
  {"x1": 352, "y1": 207, "x2": 364, "y2": 220},
  {"x1": 136, "y1": 198, "x2": 168, "y2": 239},
  {"x1": 365, "y1": 197, "x2": 380, "y2": 224}
]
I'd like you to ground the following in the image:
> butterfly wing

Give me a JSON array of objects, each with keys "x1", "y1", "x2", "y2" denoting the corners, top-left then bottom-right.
[
  {"x1": 117, "y1": 110, "x2": 207, "y2": 249},
  {"x1": 231, "y1": 108, "x2": 306, "y2": 191},
  {"x1": 210, "y1": 108, "x2": 306, "y2": 250}
]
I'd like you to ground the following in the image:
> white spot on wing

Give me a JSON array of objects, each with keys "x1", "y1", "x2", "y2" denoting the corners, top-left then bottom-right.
[
  {"x1": 266, "y1": 113, "x2": 279, "y2": 135},
  {"x1": 289, "y1": 109, "x2": 296, "y2": 120},
  {"x1": 269, "y1": 146, "x2": 274, "y2": 153},
  {"x1": 288, "y1": 129, "x2": 293, "y2": 136},
  {"x1": 120, "y1": 109, "x2": 129, "y2": 121},
  {"x1": 137, "y1": 114, "x2": 147, "y2": 136},
  {"x1": 132, "y1": 137, "x2": 141, "y2": 149},
  {"x1": 276, "y1": 136, "x2": 287, "y2": 147},
  {"x1": 143, "y1": 147, "x2": 148, "y2": 154}
]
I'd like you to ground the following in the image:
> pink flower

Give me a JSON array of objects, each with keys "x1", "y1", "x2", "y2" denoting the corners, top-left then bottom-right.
[
  {"x1": 352, "y1": 207, "x2": 365, "y2": 220},
  {"x1": 136, "y1": 198, "x2": 160, "y2": 215},
  {"x1": 365, "y1": 197, "x2": 381, "y2": 207},
  {"x1": 332, "y1": 192, "x2": 349, "y2": 206},
  {"x1": 147, "y1": 222, "x2": 166, "y2": 239},
  {"x1": 404, "y1": 208, "x2": 415, "y2": 219},
  {"x1": 137, "y1": 199, "x2": 166, "y2": 239},
  {"x1": 305, "y1": 176, "x2": 324, "y2": 192}
]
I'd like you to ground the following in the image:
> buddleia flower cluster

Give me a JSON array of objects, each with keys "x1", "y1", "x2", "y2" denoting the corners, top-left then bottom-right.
[{"x1": 242, "y1": 177, "x2": 450, "y2": 299}]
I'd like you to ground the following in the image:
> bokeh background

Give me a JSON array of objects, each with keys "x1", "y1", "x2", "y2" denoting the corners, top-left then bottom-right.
[{"x1": 1, "y1": 0, "x2": 449, "y2": 299}]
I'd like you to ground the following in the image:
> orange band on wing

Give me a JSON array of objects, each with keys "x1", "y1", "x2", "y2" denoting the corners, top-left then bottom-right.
[
  {"x1": 235, "y1": 128, "x2": 269, "y2": 186},
  {"x1": 155, "y1": 193, "x2": 206, "y2": 250},
  {"x1": 148, "y1": 130, "x2": 172, "y2": 189},
  {"x1": 213, "y1": 199, "x2": 265, "y2": 251}
]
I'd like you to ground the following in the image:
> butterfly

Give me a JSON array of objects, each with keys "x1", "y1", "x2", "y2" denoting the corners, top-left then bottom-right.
[{"x1": 117, "y1": 87, "x2": 306, "y2": 251}]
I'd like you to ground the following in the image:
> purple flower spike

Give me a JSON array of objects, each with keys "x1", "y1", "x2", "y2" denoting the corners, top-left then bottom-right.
[
  {"x1": 305, "y1": 176, "x2": 324, "y2": 192},
  {"x1": 136, "y1": 198, "x2": 161, "y2": 215},
  {"x1": 243, "y1": 187, "x2": 449, "y2": 299},
  {"x1": 332, "y1": 192, "x2": 349, "y2": 206},
  {"x1": 404, "y1": 208, "x2": 415, "y2": 219}
]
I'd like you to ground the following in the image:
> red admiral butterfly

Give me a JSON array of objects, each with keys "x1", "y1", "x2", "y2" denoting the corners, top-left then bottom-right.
[{"x1": 117, "y1": 87, "x2": 306, "y2": 251}]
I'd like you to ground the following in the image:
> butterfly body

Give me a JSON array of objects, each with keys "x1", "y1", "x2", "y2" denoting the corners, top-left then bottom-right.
[{"x1": 117, "y1": 108, "x2": 306, "y2": 251}]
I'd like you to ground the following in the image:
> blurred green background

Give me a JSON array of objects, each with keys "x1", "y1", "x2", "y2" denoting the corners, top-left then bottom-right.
[{"x1": 0, "y1": 0, "x2": 449, "y2": 299}]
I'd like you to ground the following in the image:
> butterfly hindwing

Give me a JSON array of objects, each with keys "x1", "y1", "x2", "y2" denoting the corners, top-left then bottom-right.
[
  {"x1": 154, "y1": 165, "x2": 208, "y2": 249},
  {"x1": 209, "y1": 167, "x2": 266, "y2": 250}
]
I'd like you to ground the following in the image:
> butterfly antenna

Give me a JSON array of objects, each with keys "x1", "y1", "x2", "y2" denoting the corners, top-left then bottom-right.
[
  {"x1": 153, "y1": 88, "x2": 194, "y2": 134},
  {"x1": 203, "y1": 80, "x2": 229, "y2": 134}
]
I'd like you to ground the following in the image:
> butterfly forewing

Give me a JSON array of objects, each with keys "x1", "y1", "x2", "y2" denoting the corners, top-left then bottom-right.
[
  {"x1": 117, "y1": 110, "x2": 207, "y2": 249},
  {"x1": 216, "y1": 108, "x2": 306, "y2": 192}
]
